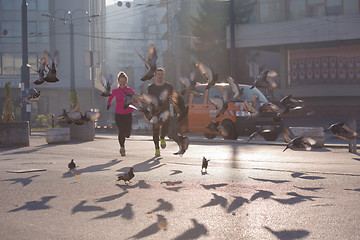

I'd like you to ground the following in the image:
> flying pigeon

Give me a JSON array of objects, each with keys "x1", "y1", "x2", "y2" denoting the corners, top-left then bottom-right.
[
  {"x1": 280, "y1": 95, "x2": 303, "y2": 109},
  {"x1": 137, "y1": 44, "x2": 157, "y2": 81},
  {"x1": 171, "y1": 89, "x2": 188, "y2": 122},
  {"x1": 324, "y1": 121, "x2": 358, "y2": 140},
  {"x1": 201, "y1": 157, "x2": 210, "y2": 173},
  {"x1": 196, "y1": 61, "x2": 219, "y2": 89},
  {"x1": 179, "y1": 71, "x2": 202, "y2": 96},
  {"x1": 124, "y1": 92, "x2": 141, "y2": 110},
  {"x1": 227, "y1": 76, "x2": 244, "y2": 101},
  {"x1": 247, "y1": 128, "x2": 273, "y2": 143},
  {"x1": 283, "y1": 127, "x2": 316, "y2": 152},
  {"x1": 43, "y1": 49, "x2": 60, "y2": 83},
  {"x1": 172, "y1": 134, "x2": 189, "y2": 156},
  {"x1": 26, "y1": 88, "x2": 41, "y2": 100},
  {"x1": 250, "y1": 70, "x2": 278, "y2": 89},
  {"x1": 100, "y1": 73, "x2": 113, "y2": 97},
  {"x1": 68, "y1": 159, "x2": 76, "y2": 171},
  {"x1": 26, "y1": 57, "x2": 48, "y2": 85},
  {"x1": 209, "y1": 90, "x2": 228, "y2": 118},
  {"x1": 117, "y1": 167, "x2": 134, "y2": 184},
  {"x1": 206, "y1": 121, "x2": 229, "y2": 138}
]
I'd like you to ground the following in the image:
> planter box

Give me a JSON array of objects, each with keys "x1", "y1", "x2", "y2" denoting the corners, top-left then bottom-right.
[
  {"x1": 68, "y1": 121, "x2": 95, "y2": 141},
  {"x1": 289, "y1": 127, "x2": 325, "y2": 148},
  {"x1": 0, "y1": 121, "x2": 30, "y2": 147},
  {"x1": 46, "y1": 128, "x2": 70, "y2": 144}
]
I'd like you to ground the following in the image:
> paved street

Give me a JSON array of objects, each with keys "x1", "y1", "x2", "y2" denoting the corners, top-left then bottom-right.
[{"x1": 0, "y1": 132, "x2": 359, "y2": 240}]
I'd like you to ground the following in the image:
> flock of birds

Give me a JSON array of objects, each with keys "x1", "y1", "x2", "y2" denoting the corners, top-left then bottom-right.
[
  {"x1": 28, "y1": 46, "x2": 357, "y2": 183},
  {"x1": 26, "y1": 49, "x2": 101, "y2": 126}
]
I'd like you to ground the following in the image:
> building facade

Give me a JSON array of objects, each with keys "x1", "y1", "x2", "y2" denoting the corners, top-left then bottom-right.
[
  {"x1": 229, "y1": 0, "x2": 360, "y2": 112},
  {"x1": 0, "y1": 0, "x2": 106, "y2": 124}
]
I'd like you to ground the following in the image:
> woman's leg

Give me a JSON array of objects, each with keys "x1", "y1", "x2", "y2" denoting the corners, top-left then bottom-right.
[{"x1": 115, "y1": 113, "x2": 126, "y2": 148}]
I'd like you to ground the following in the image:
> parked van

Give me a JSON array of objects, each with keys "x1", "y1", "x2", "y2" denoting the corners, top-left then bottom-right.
[{"x1": 180, "y1": 83, "x2": 283, "y2": 141}]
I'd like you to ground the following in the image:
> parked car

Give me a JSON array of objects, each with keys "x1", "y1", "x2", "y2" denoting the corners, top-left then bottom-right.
[{"x1": 179, "y1": 83, "x2": 283, "y2": 141}]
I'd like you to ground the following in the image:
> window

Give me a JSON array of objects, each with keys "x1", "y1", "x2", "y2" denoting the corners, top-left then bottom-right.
[
  {"x1": 28, "y1": 0, "x2": 37, "y2": 10},
  {"x1": 343, "y1": 0, "x2": 359, "y2": 15},
  {"x1": 326, "y1": 0, "x2": 342, "y2": 16},
  {"x1": 0, "y1": 0, "x2": 48, "y2": 10},
  {"x1": 287, "y1": 0, "x2": 306, "y2": 20},
  {"x1": 259, "y1": 0, "x2": 282, "y2": 23},
  {"x1": 29, "y1": 53, "x2": 38, "y2": 75},
  {"x1": 192, "y1": 87, "x2": 205, "y2": 104},
  {"x1": 236, "y1": 0, "x2": 257, "y2": 23},
  {"x1": 307, "y1": 0, "x2": 326, "y2": 17},
  {"x1": 1, "y1": 53, "x2": 22, "y2": 75},
  {"x1": 207, "y1": 87, "x2": 223, "y2": 104}
]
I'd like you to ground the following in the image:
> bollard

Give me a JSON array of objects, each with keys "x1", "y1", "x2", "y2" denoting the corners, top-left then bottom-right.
[
  {"x1": 348, "y1": 118, "x2": 357, "y2": 153},
  {"x1": 51, "y1": 114, "x2": 55, "y2": 128}
]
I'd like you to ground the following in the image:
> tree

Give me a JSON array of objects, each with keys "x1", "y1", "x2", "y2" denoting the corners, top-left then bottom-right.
[{"x1": 2, "y1": 82, "x2": 14, "y2": 122}]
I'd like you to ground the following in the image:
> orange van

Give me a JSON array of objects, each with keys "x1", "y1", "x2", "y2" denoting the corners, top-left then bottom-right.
[{"x1": 180, "y1": 83, "x2": 283, "y2": 141}]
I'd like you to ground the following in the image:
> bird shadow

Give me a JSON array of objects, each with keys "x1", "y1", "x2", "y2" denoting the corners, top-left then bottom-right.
[
  {"x1": 2, "y1": 175, "x2": 40, "y2": 187},
  {"x1": 96, "y1": 190, "x2": 129, "y2": 203},
  {"x1": 294, "y1": 186, "x2": 324, "y2": 192},
  {"x1": 264, "y1": 226, "x2": 310, "y2": 240},
  {"x1": 200, "y1": 193, "x2": 227, "y2": 209},
  {"x1": 116, "y1": 180, "x2": 151, "y2": 190},
  {"x1": 352, "y1": 158, "x2": 360, "y2": 162},
  {"x1": 1, "y1": 143, "x2": 62, "y2": 155},
  {"x1": 93, "y1": 203, "x2": 133, "y2": 220},
  {"x1": 164, "y1": 186, "x2": 184, "y2": 192},
  {"x1": 151, "y1": 198, "x2": 174, "y2": 213},
  {"x1": 227, "y1": 196, "x2": 249, "y2": 213},
  {"x1": 271, "y1": 192, "x2": 320, "y2": 205},
  {"x1": 249, "y1": 177, "x2": 290, "y2": 184},
  {"x1": 200, "y1": 183, "x2": 228, "y2": 190},
  {"x1": 8, "y1": 196, "x2": 56, "y2": 212},
  {"x1": 128, "y1": 214, "x2": 166, "y2": 239},
  {"x1": 117, "y1": 157, "x2": 165, "y2": 173},
  {"x1": 173, "y1": 218, "x2": 208, "y2": 240},
  {"x1": 250, "y1": 190, "x2": 275, "y2": 201},
  {"x1": 62, "y1": 159, "x2": 121, "y2": 178},
  {"x1": 170, "y1": 169, "x2": 182, "y2": 176},
  {"x1": 161, "y1": 181, "x2": 182, "y2": 186},
  {"x1": 71, "y1": 200, "x2": 105, "y2": 214},
  {"x1": 344, "y1": 188, "x2": 360, "y2": 192}
]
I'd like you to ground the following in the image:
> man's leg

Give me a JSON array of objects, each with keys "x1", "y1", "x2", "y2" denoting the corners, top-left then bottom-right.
[{"x1": 153, "y1": 125, "x2": 161, "y2": 156}]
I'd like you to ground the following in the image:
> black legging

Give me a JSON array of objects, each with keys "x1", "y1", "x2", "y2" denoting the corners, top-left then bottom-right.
[
  {"x1": 153, "y1": 119, "x2": 169, "y2": 149},
  {"x1": 115, "y1": 113, "x2": 132, "y2": 148}
]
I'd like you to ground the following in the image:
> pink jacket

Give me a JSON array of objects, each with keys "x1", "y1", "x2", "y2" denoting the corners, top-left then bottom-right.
[{"x1": 107, "y1": 86, "x2": 136, "y2": 114}]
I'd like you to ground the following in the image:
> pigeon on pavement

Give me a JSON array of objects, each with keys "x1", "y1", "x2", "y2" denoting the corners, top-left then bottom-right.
[
  {"x1": 201, "y1": 157, "x2": 210, "y2": 173},
  {"x1": 117, "y1": 167, "x2": 134, "y2": 184}
]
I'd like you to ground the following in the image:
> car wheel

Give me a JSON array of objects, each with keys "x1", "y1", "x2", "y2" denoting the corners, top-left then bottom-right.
[
  {"x1": 263, "y1": 132, "x2": 279, "y2": 141},
  {"x1": 222, "y1": 119, "x2": 237, "y2": 140},
  {"x1": 204, "y1": 133, "x2": 217, "y2": 139}
]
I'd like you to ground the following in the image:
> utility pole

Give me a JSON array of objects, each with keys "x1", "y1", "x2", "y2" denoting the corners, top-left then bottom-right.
[
  {"x1": 21, "y1": 0, "x2": 30, "y2": 122},
  {"x1": 230, "y1": 0, "x2": 237, "y2": 80},
  {"x1": 70, "y1": 21, "x2": 75, "y2": 92}
]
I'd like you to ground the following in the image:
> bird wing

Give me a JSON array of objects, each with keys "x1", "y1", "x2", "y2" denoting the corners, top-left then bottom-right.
[
  {"x1": 209, "y1": 97, "x2": 224, "y2": 110},
  {"x1": 267, "y1": 70, "x2": 278, "y2": 78},
  {"x1": 171, "y1": 90, "x2": 186, "y2": 114},
  {"x1": 136, "y1": 50, "x2": 150, "y2": 70},
  {"x1": 265, "y1": 77, "x2": 278, "y2": 88},
  {"x1": 100, "y1": 73, "x2": 107, "y2": 87},
  {"x1": 148, "y1": 44, "x2": 157, "y2": 68},
  {"x1": 227, "y1": 76, "x2": 241, "y2": 100},
  {"x1": 179, "y1": 77, "x2": 191, "y2": 89},
  {"x1": 85, "y1": 111, "x2": 101, "y2": 121},
  {"x1": 283, "y1": 127, "x2": 293, "y2": 143},
  {"x1": 197, "y1": 61, "x2": 213, "y2": 82},
  {"x1": 302, "y1": 137, "x2": 316, "y2": 146},
  {"x1": 142, "y1": 93, "x2": 158, "y2": 106},
  {"x1": 243, "y1": 101, "x2": 258, "y2": 114},
  {"x1": 159, "y1": 89, "x2": 169, "y2": 103},
  {"x1": 53, "y1": 50, "x2": 60, "y2": 66}
]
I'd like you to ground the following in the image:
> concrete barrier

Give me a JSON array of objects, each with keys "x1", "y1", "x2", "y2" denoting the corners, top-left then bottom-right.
[
  {"x1": 69, "y1": 121, "x2": 95, "y2": 141},
  {"x1": 289, "y1": 127, "x2": 325, "y2": 148},
  {"x1": 0, "y1": 121, "x2": 30, "y2": 147},
  {"x1": 46, "y1": 128, "x2": 70, "y2": 144}
]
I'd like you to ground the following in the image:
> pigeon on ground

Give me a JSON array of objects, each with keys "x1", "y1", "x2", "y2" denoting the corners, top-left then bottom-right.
[
  {"x1": 227, "y1": 76, "x2": 244, "y2": 101},
  {"x1": 171, "y1": 89, "x2": 188, "y2": 122},
  {"x1": 100, "y1": 73, "x2": 113, "y2": 97},
  {"x1": 172, "y1": 134, "x2": 189, "y2": 156},
  {"x1": 324, "y1": 121, "x2": 358, "y2": 140},
  {"x1": 283, "y1": 127, "x2": 316, "y2": 152},
  {"x1": 43, "y1": 49, "x2": 60, "y2": 83},
  {"x1": 117, "y1": 167, "x2": 134, "y2": 184},
  {"x1": 196, "y1": 61, "x2": 219, "y2": 89},
  {"x1": 137, "y1": 44, "x2": 157, "y2": 81},
  {"x1": 26, "y1": 88, "x2": 41, "y2": 100},
  {"x1": 209, "y1": 90, "x2": 228, "y2": 118},
  {"x1": 201, "y1": 157, "x2": 210, "y2": 173},
  {"x1": 250, "y1": 70, "x2": 278, "y2": 89},
  {"x1": 68, "y1": 159, "x2": 76, "y2": 171}
]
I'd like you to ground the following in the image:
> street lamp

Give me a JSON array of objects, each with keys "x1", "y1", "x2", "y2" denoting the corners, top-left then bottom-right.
[{"x1": 42, "y1": 9, "x2": 100, "y2": 108}]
